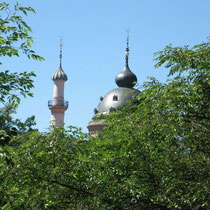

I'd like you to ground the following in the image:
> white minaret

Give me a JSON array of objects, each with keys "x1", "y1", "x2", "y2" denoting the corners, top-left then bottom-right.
[{"x1": 48, "y1": 40, "x2": 68, "y2": 127}]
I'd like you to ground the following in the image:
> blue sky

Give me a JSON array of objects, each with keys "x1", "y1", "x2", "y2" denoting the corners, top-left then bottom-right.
[{"x1": 2, "y1": 0, "x2": 210, "y2": 132}]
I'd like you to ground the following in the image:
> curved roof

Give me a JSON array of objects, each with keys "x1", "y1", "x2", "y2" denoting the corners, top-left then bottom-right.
[
  {"x1": 95, "y1": 87, "x2": 140, "y2": 115},
  {"x1": 115, "y1": 64, "x2": 137, "y2": 88},
  {"x1": 52, "y1": 65, "x2": 68, "y2": 81},
  {"x1": 93, "y1": 37, "x2": 139, "y2": 117}
]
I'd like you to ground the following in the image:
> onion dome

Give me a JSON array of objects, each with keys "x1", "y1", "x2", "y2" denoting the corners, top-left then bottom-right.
[
  {"x1": 52, "y1": 39, "x2": 68, "y2": 81},
  {"x1": 52, "y1": 65, "x2": 68, "y2": 81},
  {"x1": 94, "y1": 34, "x2": 140, "y2": 115},
  {"x1": 115, "y1": 36, "x2": 137, "y2": 88}
]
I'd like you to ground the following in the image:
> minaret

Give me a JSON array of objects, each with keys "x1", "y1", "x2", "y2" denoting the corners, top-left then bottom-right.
[{"x1": 48, "y1": 40, "x2": 68, "y2": 127}]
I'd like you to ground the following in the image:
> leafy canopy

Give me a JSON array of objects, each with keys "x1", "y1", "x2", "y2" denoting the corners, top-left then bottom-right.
[
  {"x1": 0, "y1": 38, "x2": 209, "y2": 209},
  {"x1": 0, "y1": 1, "x2": 44, "y2": 106}
]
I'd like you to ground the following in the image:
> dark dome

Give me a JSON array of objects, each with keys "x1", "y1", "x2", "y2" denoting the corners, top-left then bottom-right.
[
  {"x1": 93, "y1": 37, "x2": 139, "y2": 116},
  {"x1": 52, "y1": 66, "x2": 68, "y2": 81},
  {"x1": 115, "y1": 65, "x2": 137, "y2": 88},
  {"x1": 96, "y1": 87, "x2": 140, "y2": 114}
]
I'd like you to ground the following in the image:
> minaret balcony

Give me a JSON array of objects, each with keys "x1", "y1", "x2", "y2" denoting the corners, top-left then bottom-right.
[{"x1": 48, "y1": 100, "x2": 69, "y2": 108}]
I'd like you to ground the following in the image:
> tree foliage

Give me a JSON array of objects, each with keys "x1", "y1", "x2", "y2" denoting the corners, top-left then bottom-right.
[
  {"x1": 0, "y1": 127, "x2": 91, "y2": 209},
  {"x1": 0, "y1": 1, "x2": 44, "y2": 106},
  {"x1": 0, "y1": 39, "x2": 209, "y2": 209},
  {"x1": 0, "y1": 104, "x2": 36, "y2": 145},
  {"x1": 0, "y1": 2, "x2": 42, "y2": 196}
]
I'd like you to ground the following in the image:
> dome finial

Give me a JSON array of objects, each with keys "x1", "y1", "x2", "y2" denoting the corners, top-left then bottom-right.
[
  {"x1": 51, "y1": 38, "x2": 67, "y2": 81},
  {"x1": 125, "y1": 28, "x2": 130, "y2": 67},
  {"x1": 115, "y1": 30, "x2": 137, "y2": 88},
  {"x1": 59, "y1": 38, "x2": 63, "y2": 67}
]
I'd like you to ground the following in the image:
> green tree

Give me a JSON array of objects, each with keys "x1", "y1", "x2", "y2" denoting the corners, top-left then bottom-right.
[
  {"x1": 0, "y1": 1, "x2": 44, "y2": 106},
  {"x1": 0, "y1": 104, "x2": 37, "y2": 147},
  {"x1": 0, "y1": 2, "x2": 43, "y2": 201},
  {"x1": 0, "y1": 39, "x2": 209, "y2": 209},
  {"x1": 0, "y1": 1, "x2": 43, "y2": 148},
  {"x1": 0, "y1": 104, "x2": 36, "y2": 132},
  {"x1": 0, "y1": 127, "x2": 92, "y2": 209},
  {"x1": 95, "y1": 38, "x2": 210, "y2": 209}
]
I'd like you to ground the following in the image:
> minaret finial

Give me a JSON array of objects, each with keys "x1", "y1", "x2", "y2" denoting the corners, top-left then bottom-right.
[
  {"x1": 125, "y1": 28, "x2": 130, "y2": 67},
  {"x1": 59, "y1": 38, "x2": 63, "y2": 67}
]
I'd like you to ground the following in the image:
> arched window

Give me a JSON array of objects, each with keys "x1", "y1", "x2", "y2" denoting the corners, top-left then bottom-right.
[{"x1": 113, "y1": 95, "x2": 118, "y2": 101}]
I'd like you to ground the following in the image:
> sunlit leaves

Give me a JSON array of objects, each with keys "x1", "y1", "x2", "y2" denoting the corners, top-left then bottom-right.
[
  {"x1": 0, "y1": 70, "x2": 35, "y2": 106},
  {"x1": 0, "y1": 38, "x2": 209, "y2": 209},
  {"x1": 0, "y1": 2, "x2": 42, "y2": 60},
  {"x1": 97, "y1": 38, "x2": 210, "y2": 209},
  {"x1": 0, "y1": 2, "x2": 44, "y2": 106}
]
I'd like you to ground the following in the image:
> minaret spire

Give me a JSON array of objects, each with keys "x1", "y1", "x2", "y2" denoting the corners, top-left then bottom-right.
[
  {"x1": 51, "y1": 38, "x2": 67, "y2": 81},
  {"x1": 59, "y1": 38, "x2": 63, "y2": 67},
  {"x1": 125, "y1": 29, "x2": 130, "y2": 67}
]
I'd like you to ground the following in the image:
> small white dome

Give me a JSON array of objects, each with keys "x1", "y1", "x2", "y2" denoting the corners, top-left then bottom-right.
[{"x1": 52, "y1": 66, "x2": 68, "y2": 81}]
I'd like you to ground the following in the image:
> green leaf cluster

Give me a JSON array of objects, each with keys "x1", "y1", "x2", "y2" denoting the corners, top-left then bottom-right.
[{"x1": 0, "y1": 1, "x2": 44, "y2": 106}]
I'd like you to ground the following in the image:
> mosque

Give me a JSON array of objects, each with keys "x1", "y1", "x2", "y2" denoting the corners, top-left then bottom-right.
[{"x1": 48, "y1": 36, "x2": 139, "y2": 135}]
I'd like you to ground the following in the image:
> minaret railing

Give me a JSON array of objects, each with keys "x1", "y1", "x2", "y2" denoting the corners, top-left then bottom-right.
[{"x1": 48, "y1": 100, "x2": 68, "y2": 108}]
